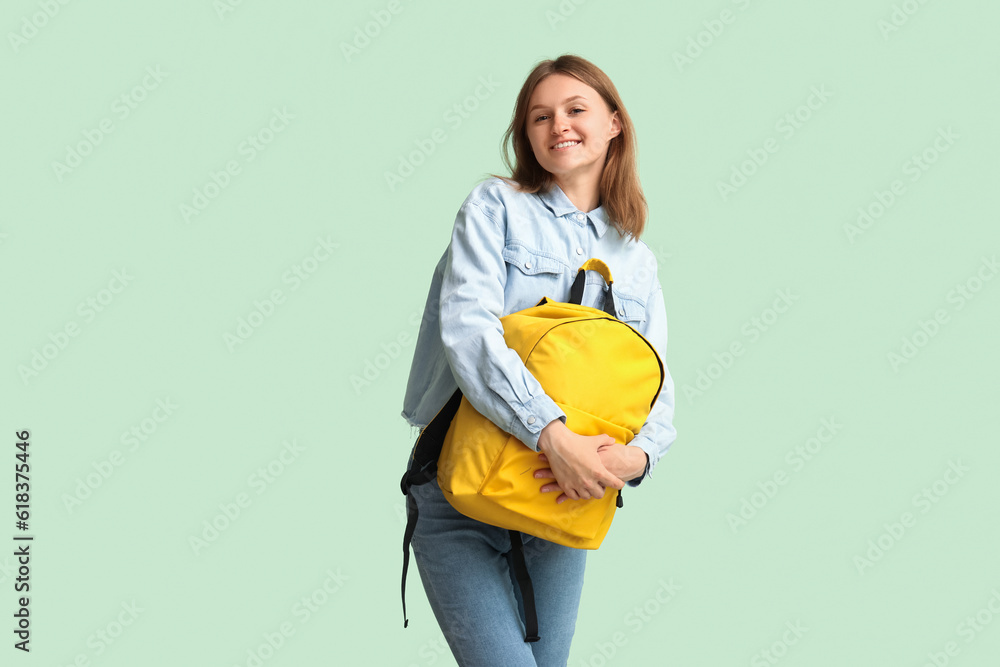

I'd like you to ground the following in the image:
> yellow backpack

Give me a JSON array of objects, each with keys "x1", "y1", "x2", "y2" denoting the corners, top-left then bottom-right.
[{"x1": 400, "y1": 259, "x2": 664, "y2": 641}]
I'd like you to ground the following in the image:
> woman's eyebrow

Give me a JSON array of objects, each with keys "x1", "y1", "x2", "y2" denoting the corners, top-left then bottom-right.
[{"x1": 529, "y1": 95, "x2": 588, "y2": 113}]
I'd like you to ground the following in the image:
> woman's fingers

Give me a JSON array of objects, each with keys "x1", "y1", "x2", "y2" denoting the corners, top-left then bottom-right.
[
  {"x1": 537, "y1": 429, "x2": 623, "y2": 501},
  {"x1": 540, "y1": 482, "x2": 584, "y2": 506},
  {"x1": 540, "y1": 480, "x2": 611, "y2": 504},
  {"x1": 542, "y1": 481, "x2": 590, "y2": 500},
  {"x1": 595, "y1": 468, "x2": 625, "y2": 491}
]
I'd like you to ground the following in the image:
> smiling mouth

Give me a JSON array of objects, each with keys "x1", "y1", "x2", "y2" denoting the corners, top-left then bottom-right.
[{"x1": 552, "y1": 140, "x2": 580, "y2": 150}]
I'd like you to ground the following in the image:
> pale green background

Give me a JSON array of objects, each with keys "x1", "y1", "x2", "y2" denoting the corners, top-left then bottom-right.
[{"x1": 2, "y1": 0, "x2": 999, "y2": 665}]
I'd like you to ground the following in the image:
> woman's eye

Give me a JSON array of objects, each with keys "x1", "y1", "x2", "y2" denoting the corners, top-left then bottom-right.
[{"x1": 534, "y1": 109, "x2": 583, "y2": 122}]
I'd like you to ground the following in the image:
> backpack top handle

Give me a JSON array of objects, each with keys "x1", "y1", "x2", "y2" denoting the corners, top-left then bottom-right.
[{"x1": 569, "y1": 258, "x2": 617, "y2": 318}]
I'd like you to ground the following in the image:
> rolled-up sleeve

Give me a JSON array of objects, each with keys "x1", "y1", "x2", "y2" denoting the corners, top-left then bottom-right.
[
  {"x1": 439, "y1": 197, "x2": 566, "y2": 451},
  {"x1": 626, "y1": 270, "x2": 678, "y2": 487}
]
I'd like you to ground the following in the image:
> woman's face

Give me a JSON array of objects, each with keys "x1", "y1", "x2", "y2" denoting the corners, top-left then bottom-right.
[{"x1": 525, "y1": 73, "x2": 620, "y2": 186}]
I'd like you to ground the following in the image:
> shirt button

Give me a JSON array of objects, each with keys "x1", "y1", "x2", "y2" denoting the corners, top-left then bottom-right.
[
  {"x1": 527, "y1": 416, "x2": 536, "y2": 425},
  {"x1": 575, "y1": 213, "x2": 585, "y2": 222},
  {"x1": 576, "y1": 247, "x2": 583, "y2": 255},
  {"x1": 525, "y1": 261, "x2": 532, "y2": 269}
]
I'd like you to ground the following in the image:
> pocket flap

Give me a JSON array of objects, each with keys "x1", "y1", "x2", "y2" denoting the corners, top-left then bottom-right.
[
  {"x1": 502, "y1": 244, "x2": 567, "y2": 276},
  {"x1": 615, "y1": 292, "x2": 647, "y2": 324}
]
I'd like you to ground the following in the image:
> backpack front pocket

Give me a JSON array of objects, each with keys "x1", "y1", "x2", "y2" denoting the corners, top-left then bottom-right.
[{"x1": 477, "y1": 407, "x2": 630, "y2": 542}]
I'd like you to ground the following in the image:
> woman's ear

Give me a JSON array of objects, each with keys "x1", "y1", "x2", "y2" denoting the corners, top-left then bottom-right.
[{"x1": 609, "y1": 112, "x2": 622, "y2": 139}]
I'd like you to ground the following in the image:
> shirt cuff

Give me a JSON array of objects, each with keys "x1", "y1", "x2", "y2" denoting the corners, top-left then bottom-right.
[
  {"x1": 508, "y1": 394, "x2": 566, "y2": 451},
  {"x1": 625, "y1": 435, "x2": 658, "y2": 487}
]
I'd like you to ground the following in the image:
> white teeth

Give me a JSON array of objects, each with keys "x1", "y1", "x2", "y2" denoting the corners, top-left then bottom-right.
[{"x1": 553, "y1": 141, "x2": 579, "y2": 149}]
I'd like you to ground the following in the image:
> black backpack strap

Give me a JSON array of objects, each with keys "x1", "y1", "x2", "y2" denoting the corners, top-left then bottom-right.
[
  {"x1": 400, "y1": 388, "x2": 463, "y2": 629},
  {"x1": 508, "y1": 530, "x2": 541, "y2": 643},
  {"x1": 399, "y1": 388, "x2": 464, "y2": 496},
  {"x1": 401, "y1": 495, "x2": 418, "y2": 628}
]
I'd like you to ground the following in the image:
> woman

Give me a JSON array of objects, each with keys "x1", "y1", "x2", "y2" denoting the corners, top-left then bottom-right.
[{"x1": 400, "y1": 53, "x2": 677, "y2": 666}]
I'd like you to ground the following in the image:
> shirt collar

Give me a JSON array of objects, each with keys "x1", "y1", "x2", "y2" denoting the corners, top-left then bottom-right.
[{"x1": 537, "y1": 181, "x2": 610, "y2": 238}]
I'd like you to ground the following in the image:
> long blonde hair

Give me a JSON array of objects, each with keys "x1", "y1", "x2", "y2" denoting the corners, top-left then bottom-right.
[{"x1": 487, "y1": 54, "x2": 647, "y2": 239}]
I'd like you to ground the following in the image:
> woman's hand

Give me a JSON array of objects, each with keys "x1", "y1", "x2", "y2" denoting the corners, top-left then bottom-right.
[
  {"x1": 593, "y1": 441, "x2": 648, "y2": 482},
  {"x1": 535, "y1": 426, "x2": 647, "y2": 503},
  {"x1": 535, "y1": 420, "x2": 625, "y2": 504}
]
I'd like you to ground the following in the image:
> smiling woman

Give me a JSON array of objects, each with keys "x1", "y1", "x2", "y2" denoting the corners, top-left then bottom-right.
[
  {"x1": 525, "y1": 79, "x2": 621, "y2": 208},
  {"x1": 494, "y1": 55, "x2": 647, "y2": 239},
  {"x1": 399, "y1": 54, "x2": 677, "y2": 667}
]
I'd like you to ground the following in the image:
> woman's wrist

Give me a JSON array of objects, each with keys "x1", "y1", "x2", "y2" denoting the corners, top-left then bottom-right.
[
  {"x1": 537, "y1": 419, "x2": 567, "y2": 453},
  {"x1": 624, "y1": 446, "x2": 649, "y2": 481}
]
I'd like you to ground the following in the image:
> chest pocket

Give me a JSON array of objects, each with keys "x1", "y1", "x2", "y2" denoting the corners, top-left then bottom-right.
[
  {"x1": 501, "y1": 244, "x2": 570, "y2": 314},
  {"x1": 614, "y1": 292, "x2": 647, "y2": 328},
  {"x1": 502, "y1": 244, "x2": 567, "y2": 276}
]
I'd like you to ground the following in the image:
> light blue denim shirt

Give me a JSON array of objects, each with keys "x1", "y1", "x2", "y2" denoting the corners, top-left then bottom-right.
[{"x1": 401, "y1": 176, "x2": 677, "y2": 486}]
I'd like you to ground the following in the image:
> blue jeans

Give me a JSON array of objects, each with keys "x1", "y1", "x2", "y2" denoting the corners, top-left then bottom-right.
[{"x1": 408, "y1": 477, "x2": 588, "y2": 666}]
